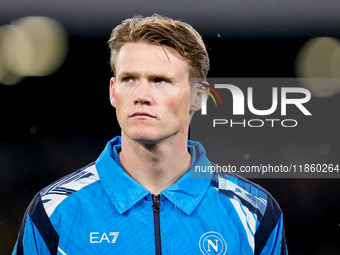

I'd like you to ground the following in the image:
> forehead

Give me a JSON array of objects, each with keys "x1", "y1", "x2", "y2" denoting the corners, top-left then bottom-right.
[{"x1": 115, "y1": 42, "x2": 189, "y2": 78}]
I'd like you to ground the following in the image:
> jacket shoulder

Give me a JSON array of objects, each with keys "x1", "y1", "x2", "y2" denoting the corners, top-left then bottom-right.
[
  {"x1": 40, "y1": 162, "x2": 100, "y2": 217},
  {"x1": 211, "y1": 171, "x2": 273, "y2": 221},
  {"x1": 211, "y1": 171, "x2": 287, "y2": 254}
]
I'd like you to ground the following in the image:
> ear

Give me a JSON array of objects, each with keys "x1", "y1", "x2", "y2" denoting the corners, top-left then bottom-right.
[
  {"x1": 109, "y1": 77, "x2": 117, "y2": 108},
  {"x1": 190, "y1": 81, "x2": 209, "y2": 113}
]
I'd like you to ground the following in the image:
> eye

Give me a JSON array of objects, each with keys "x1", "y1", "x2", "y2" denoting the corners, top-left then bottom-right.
[
  {"x1": 154, "y1": 77, "x2": 168, "y2": 84},
  {"x1": 122, "y1": 77, "x2": 134, "y2": 83}
]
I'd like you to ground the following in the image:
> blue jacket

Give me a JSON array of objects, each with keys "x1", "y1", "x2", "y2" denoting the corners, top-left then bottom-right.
[{"x1": 13, "y1": 136, "x2": 287, "y2": 254}]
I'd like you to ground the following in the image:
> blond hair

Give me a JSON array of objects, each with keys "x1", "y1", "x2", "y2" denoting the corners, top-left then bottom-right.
[{"x1": 108, "y1": 15, "x2": 209, "y2": 80}]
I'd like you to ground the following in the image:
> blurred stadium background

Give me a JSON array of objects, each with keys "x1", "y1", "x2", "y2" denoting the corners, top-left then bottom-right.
[{"x1": 1, "y1": 0, "x2": 340, "y2": 254}]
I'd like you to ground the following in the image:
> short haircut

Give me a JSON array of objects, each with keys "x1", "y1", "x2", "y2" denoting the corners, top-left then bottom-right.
[{"x1": 108, "y1": 14, "x2": 209, "y2": 81}]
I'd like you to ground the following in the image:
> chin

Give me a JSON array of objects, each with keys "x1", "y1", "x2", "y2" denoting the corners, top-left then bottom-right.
[
  {"x1": 124, "y1": 130, "x2": 160, "y2": 142},
  {"x1": 124, "y1": 129, "x2": 179, "y2": 145}
]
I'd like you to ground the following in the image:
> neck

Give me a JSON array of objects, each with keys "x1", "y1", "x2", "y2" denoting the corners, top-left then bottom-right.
[{"x1": 118, "y1": 132, "x2": 191, "y2": 195}]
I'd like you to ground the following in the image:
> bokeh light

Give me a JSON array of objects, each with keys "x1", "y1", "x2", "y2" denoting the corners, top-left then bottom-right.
[
  {"x1": 296, "y1": 37, "x2": 340, "y2": 97},
  {"x1": 0, "y1": 16, "x2": 68, "y2": 85}
]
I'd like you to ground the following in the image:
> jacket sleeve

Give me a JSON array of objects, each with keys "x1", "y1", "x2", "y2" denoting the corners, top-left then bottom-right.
[
  {"x1": 255, "y1": 195, "x2": 288, "y2": 255},
  {"x1": 12, "y1": 193, "x2": 59, "y2": 255}
]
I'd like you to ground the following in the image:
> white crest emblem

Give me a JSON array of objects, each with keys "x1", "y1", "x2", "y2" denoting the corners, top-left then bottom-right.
[{"x1": 199, "y1": 231, "x2": 227, "y2": 255}]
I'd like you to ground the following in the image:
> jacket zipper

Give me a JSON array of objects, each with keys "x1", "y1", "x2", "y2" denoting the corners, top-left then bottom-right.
[{"x1": 152, "y1": 194, "x2": 162, "y2": 255}]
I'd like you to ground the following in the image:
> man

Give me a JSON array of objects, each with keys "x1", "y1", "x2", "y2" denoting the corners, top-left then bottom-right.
[{"x1": 13, "y1": 15, "x2": 287, "y2": 254}]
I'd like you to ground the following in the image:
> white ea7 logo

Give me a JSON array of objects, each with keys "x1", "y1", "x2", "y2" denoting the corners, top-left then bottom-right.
[
  {"x1": 199, "y1": 231, "x2": 227, "y2": 255},
  {"x1": 90, "y1": 232, "x2": 119, "y2": 244}
]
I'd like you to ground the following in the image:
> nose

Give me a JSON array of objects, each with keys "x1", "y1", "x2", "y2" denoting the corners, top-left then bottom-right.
[{"x1": 133, "y1": 80, "x2": 152, "y2": 105}]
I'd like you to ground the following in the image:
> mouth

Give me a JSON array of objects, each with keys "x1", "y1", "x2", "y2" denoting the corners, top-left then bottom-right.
[{"x1": 129, "y1": 112, "x2": 156, "y2": 119}]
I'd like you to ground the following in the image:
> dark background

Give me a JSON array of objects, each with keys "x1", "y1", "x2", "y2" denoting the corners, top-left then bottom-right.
[{"x1": 1, "y1": 1, "x2": 340, "y2": 254}]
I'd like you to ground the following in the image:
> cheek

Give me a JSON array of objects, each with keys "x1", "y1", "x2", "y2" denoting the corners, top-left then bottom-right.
[
  {"x1": 114, "y1": 89, "x2": 128, "y2": 108},
  {"x1": 166, "y1": 92, "x2": 191, "y2": 117},
  {"x1": 114, "y1": 93, "x2": 128, "y2": 119}
]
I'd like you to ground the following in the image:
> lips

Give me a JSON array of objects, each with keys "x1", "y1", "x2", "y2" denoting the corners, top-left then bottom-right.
[{"x1": 129, "y1": 112, "x2": 156, "y2": 118}]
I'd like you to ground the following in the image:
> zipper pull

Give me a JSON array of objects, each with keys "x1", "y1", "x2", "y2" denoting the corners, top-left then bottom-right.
[{"x1": 152, "y1": 194, "x2": 162, "y2": 212}]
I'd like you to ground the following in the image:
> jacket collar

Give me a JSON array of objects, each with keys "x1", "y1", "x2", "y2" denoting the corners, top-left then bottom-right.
[{"x1": 95, "y1": 136, "x2": 212, "y2": 215}]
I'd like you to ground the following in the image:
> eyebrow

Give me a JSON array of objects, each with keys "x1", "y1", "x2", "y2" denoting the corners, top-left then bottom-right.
[
  {"x1": 117, "y1": 71, "x2": 135, "y2": 78},
  {"x1": 118, "y1": 71, "x2": 174, "y2": 81}
]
